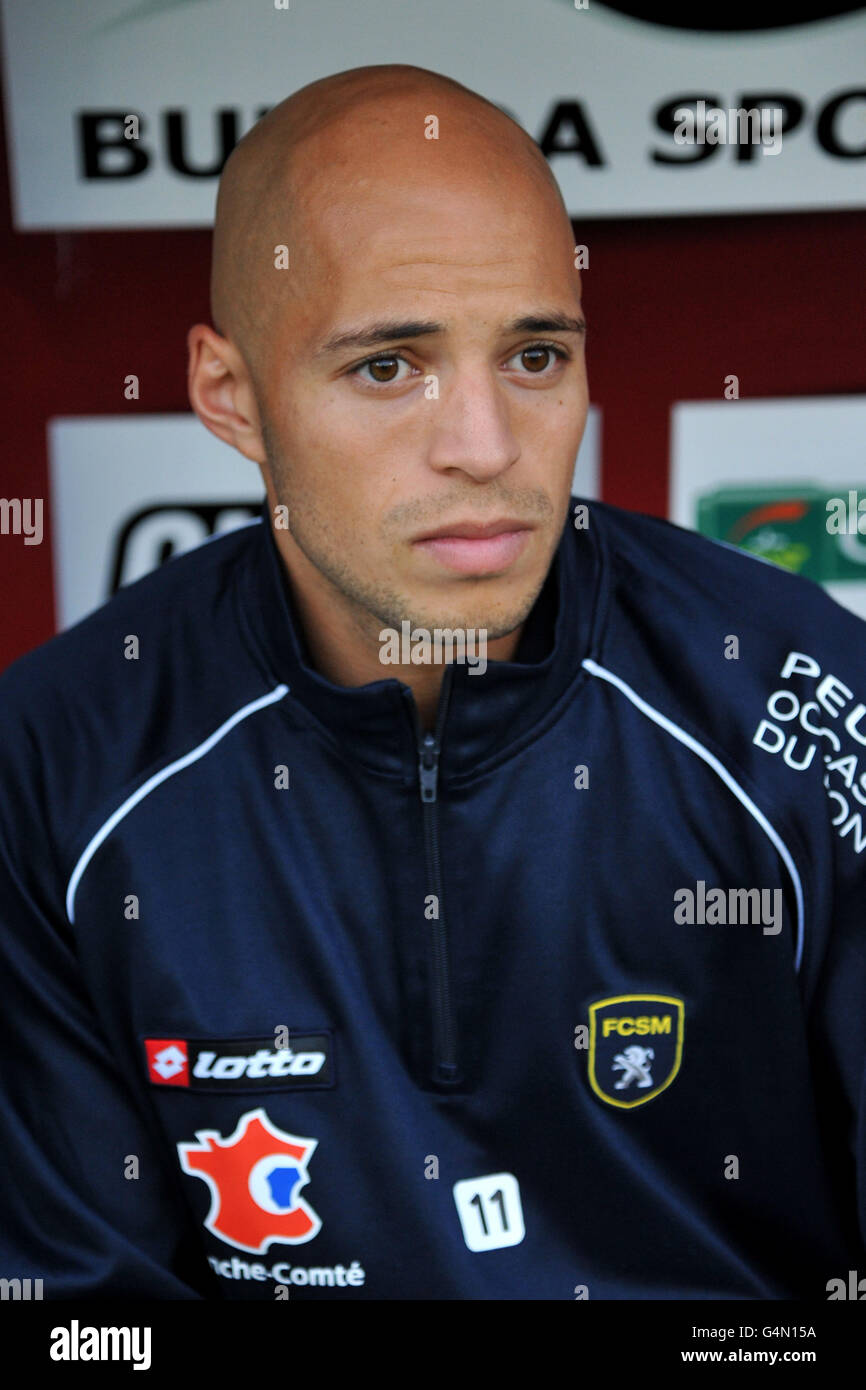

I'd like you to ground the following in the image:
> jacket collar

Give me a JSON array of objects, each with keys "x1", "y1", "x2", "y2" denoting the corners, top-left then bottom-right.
[{"x1": 239, "y1": 498, "x2": 603, "y2": 780}]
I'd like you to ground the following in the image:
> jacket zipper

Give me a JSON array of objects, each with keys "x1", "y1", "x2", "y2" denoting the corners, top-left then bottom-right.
[{"x1": 411, "y1": 664, "x2": 460, "y2": 1085}]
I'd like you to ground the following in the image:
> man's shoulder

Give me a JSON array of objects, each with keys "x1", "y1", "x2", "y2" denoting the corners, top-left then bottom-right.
[
  {"x1": 583, "y1": 500, "x2": 866, "y2": 866},
  {"x1": 0, "y1": 519, "x2": 286, "y2": 911},
  {"x1": 587, "y1": 497, "x2": 866, "y2": 656},
  {"x1": 0, "y1": 520, "x2": 264, "y2": 712},
  {"x1": 0, "y1": 522, "x2": 271, "y2": 857}
]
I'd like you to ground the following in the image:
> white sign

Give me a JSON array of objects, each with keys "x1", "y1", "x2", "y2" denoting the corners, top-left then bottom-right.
[
  {"x1": 47, "y1": 407, "x2": 600, "y2": 629},
  {"x1": 47, "y1": 415, "x2": 264, "y2": 629},
  {"x1": 2, "y1": 0, "x2": 864, "y2": 230}
]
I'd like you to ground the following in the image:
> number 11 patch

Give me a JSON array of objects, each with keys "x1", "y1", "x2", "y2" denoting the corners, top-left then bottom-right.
[{"x1": 452, "y1": 1172, "x2": 525, "y2": 1252}]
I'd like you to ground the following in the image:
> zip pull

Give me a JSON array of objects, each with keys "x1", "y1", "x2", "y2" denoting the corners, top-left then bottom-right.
[{"x1": 418, "y1": 732, "x2": 439, "y2": 803}]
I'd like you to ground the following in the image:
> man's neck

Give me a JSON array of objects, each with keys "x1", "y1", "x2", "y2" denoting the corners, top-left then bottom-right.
[{"x1": 271, "y1": 526, "x2": 523, "y2": 732}]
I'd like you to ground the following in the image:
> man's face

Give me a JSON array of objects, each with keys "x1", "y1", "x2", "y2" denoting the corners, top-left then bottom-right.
[{"x1": 256, "y1": 164, "x2": 588, "y2": 643}]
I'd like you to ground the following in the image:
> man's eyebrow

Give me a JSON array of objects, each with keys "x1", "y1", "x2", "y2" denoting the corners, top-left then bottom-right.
[
  {"x1": 506, "y1": 313, "x2": 586, "y2": 337},
  {"x1": 315, "y1": 312, "x2": 586, "y2": 357}
]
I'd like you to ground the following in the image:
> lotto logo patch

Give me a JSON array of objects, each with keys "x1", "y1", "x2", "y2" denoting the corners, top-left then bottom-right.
[
  {"x1": 145, "y1": 1038, "x2": 189, "y2": 1086},
  {"x1": 143, "y1": 1034, "x2": 334, "y2": 1091}
]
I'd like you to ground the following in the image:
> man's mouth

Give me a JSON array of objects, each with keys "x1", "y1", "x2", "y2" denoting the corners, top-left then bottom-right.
[{"x1": 412, "y1": 519, "x2": 534, "y2": 575}]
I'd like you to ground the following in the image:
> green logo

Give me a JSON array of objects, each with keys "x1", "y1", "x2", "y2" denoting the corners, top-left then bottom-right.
[{"x1": 696, "y1": 484, "x2": 866, "y2": 583}]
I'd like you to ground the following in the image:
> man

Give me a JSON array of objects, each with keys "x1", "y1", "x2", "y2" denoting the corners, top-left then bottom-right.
[{"x1": 1, "y1": 63, "x2": 864, "y2": 1301}]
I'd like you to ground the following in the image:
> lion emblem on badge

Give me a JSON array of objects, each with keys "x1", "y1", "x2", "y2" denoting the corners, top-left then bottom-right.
[{"x1": 612, "y1": 1045, "x2": 655, "y2": 1090}]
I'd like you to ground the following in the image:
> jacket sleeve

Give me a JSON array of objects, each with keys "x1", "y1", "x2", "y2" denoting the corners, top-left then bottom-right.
[
  {"x1": 812, "y1": 816, "x2": 866, "y2": 1262},
  {"x1": 0, "y1": 706, "x2": 214, "y2": 1300},
  {"x1": 796, "y1": 637, "x2": 866, "y2": 1264}
]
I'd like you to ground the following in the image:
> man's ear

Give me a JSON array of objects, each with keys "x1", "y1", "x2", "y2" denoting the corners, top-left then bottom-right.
[{"x1": 186, "y1": 323, "x2": 267, "y2": 466}]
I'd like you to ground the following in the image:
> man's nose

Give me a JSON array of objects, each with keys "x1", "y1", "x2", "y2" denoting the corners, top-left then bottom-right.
[{"x1": 425, "y1": 368, "x2": 521, "y2": 482}]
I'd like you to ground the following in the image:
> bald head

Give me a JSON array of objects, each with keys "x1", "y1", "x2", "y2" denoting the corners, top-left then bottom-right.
[
  {"x1": 210, "y1": 64, "x2": 570, "y2": 387},
  {"x1": 190, "y1": 61, "x2": 588, "y2": 703}
]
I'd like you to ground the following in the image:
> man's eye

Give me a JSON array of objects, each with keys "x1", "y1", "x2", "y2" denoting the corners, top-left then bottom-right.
[
  {"x1": 349, "y1": 341, "x2": 570, "y2": 388},
  {"x1": 506, "y1": 342, "x2": 570, "y2": 375},
  {"x1": 352, "y1": 354, "x2": 414, "y2": 385}
]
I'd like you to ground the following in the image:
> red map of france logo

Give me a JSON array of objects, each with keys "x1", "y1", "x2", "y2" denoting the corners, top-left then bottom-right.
[{"x1": 177, "y1": 1107, "x2": 321, "y2": 1253}]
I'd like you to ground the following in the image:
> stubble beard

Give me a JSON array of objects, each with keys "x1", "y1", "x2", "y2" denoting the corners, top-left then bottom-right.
[{"x1": 260, "y1": 420, "x2": 552, "y2": 646}]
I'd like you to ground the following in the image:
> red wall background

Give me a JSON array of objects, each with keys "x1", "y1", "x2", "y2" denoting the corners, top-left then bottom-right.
[{"x1": 2, "y1": 70, "x2": 865, "y2": 674}]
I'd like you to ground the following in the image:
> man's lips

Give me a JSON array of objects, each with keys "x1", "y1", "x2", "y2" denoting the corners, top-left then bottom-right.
[
  {"x1": 414, "y1": 518, "x2": 531, "y2": 541},
  {"x1": 412, "y1": 520, "x2": 534, "y2": 575}
]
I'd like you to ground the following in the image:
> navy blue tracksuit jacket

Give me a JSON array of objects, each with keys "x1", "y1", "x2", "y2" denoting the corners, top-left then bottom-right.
[{"x1": 2, "y1": 497, "x2": 866, "y2": 1300}]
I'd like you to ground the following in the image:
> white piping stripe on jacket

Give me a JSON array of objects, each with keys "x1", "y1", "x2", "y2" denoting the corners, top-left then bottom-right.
[
  {"x1": 65, "y1": 684, "x2": 289, "y2": 924},
  {"x1": 582, "y1": 658, "x2": 805, "y2": 972}
]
